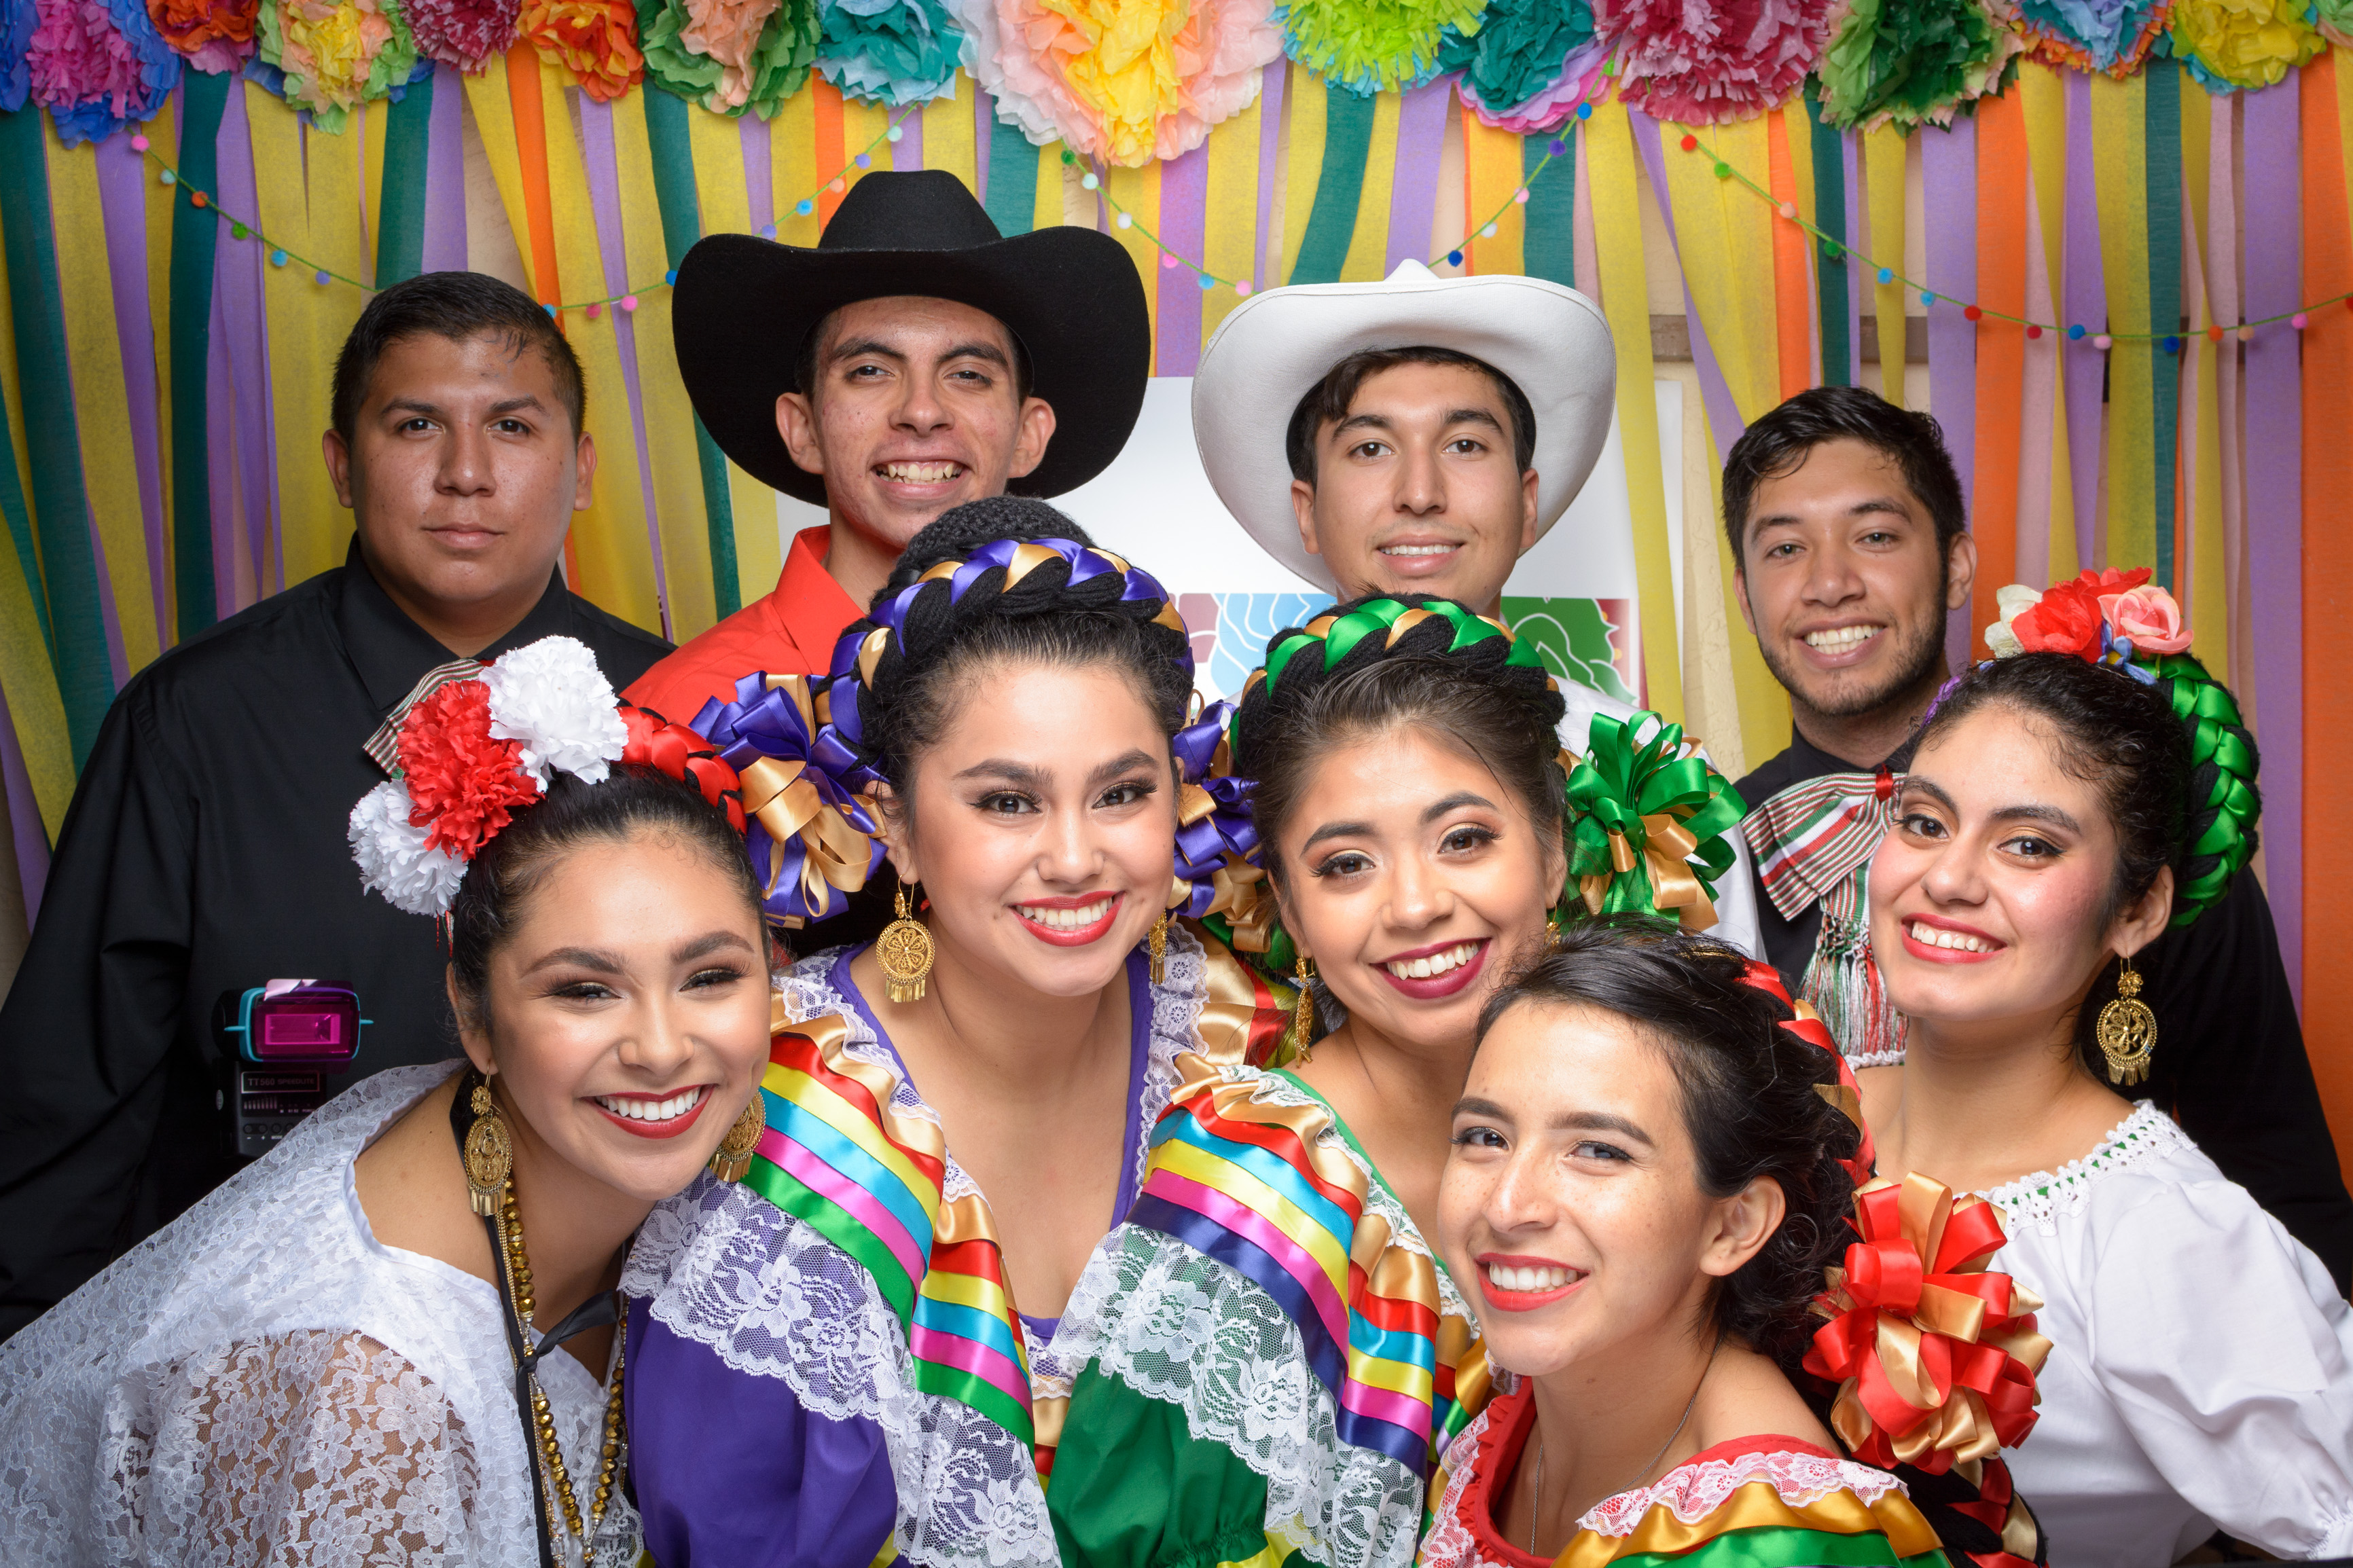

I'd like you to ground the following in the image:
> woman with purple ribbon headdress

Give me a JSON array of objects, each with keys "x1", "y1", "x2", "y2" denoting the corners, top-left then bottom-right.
[{"x1": 619, "y1": 498, "x2": 1299, "y2": 1568}]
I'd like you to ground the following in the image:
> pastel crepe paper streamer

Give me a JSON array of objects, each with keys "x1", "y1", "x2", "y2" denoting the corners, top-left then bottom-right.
[
  {"x1": 1628, "y1": 111, "x2": 1746, "y2": 460},
  {"x1": 581, "y1": 92, "x2": 674, "y2": 638},
  {"x1": 1290, "y1": 79, "x2": 1374, "y2": 285},
  {"x1": 1806, "y1": 82, "x2": 1851, "y2": 384},
  {"x1": 376, "y1": 67, "x2": 432, "y2": 282},
  {"x1": 2019, "y1": 58, "x2": 2074, "y2": 587},
  {"x1": 0, "y1": 107, "x2": 115, "y2": 765},
  {"x1": 170, "y1": 67, "x2": 232, "y2": 635},
  {"x1": 1157, "y1": 141, "x2": 1208, "y2": 375},
  {"x1": 1523, "y1": 124, "x2": 1575, "y2": 288},
  {"x1": 1921, "y1": 115, "x2": 1976, "y2": 674},
  {"x1": 213, "y1": 77, "x2": 278, "y2": 602},
  {"x1": 1865, "y1": 124, "x2": 1905, "y2": 405},
  {"x1": 1336, "y1": 89, "x2": 1401, "y2": 280},
  {"x1": 1200, "y1": 88, "x2": 1260, "y2": 342},
  {"x1": 1842, "y1": 113, "x2": 1865, "y2": 384},
  {"x1": 1384, "y1": 74, "x2": 1448, "y2": 272},
  {"x1": 2244, "y1": 73, "x2": 2300, "y2": 998},
  {"x1": 423, "y1": 62, "x2": 466, "y2": 272},
  {"x1": 2092, "y1": 73, "x2": 2154, "y2": 581},
  {"x1": 2176, "y1": 84, "x2": 2225, "y2": 663},
  {"x1": 2205, "y1": 82, "x2": 2241, "y2": 686},
  {"x1": 1972, "y1": 89, "x2": 2029, "y2": 658},
  {"x1": 2062, "y1": 69, "x2": 2105, "y2": 572},
  {"x1": 1253, "y1": 59, "x2": 1284, "y2": 289},
  {"x1": 686, "y1": 98, "x2": 784, "y2": 606},
  {"x1": 0, "y1": 251, "x2": 75, "y2": 842},
  {"x1": 2145, "y1": 61, "x2": 2184, "y2": 590},
  {"x1": 984, "y1": 107, "x2": 1039, "y2": 233},
  {"x1": 0, "y1": 674, "x2": 49, "y2": 921},
  {"x1": 1767, "y1": 106, "x2": 1812, "y2": 401}
]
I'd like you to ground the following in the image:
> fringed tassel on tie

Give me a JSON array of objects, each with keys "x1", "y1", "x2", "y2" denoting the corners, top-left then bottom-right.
[{"x1": 1801, "y1": 909, "x2": 1907, "y2": 1066}]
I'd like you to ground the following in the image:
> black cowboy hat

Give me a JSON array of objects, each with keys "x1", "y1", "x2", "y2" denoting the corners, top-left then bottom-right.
[{"x1": 671, "y1": 170, "x2": 1152, "y2": 507}]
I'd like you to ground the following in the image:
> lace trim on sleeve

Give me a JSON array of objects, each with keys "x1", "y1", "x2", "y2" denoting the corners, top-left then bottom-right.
[
  {"x1": 1577, "y1": 1447, "x2": 1907, "y2": 1537},
  {"x1": 624, "y1": 1177, "x2": 1057, "y2": 1568},
  {"x1": 1414, "y1": 1404, "x2": 1495, "y2": 1568},
  {"x1": 1977, "y1": 1102, "x2": 2195, "y2": 1233},
  {"x1": 1057, "y1": 1229, "x2": 1426, "y2": 1568}
]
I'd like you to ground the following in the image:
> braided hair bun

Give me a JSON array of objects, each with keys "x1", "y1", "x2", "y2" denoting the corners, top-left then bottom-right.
[{"x1": 822, "y1": 498, "x2": 1196, "y2": 799}]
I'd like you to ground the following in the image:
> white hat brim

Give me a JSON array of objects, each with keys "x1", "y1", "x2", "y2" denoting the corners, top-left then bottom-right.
[{"x1": 1191, "y1": 263, "x2": 1617, "y2": 593}]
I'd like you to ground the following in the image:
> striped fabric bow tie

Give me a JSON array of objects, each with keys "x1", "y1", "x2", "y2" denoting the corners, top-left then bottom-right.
[{"x1": 1741, "y1": 767, "x2": 1899, "y2": 920}]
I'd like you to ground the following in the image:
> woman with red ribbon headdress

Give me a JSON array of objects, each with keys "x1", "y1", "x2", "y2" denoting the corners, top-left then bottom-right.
[
  {"x1": 0, "y1": 634, "x2": 787, "y2": 1565},
  {"x1": 1420, "y1": 918, "x2": 2046, "y2": 1568},
  {"x1": 1860, "y1": 589, "x2": 2353, "y2": 1564}
]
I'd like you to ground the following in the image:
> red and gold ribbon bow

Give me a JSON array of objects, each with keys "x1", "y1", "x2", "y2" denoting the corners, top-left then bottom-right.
[{"x1": 1804, "y1": 1172, "x2": 2051, "y2": 1475}]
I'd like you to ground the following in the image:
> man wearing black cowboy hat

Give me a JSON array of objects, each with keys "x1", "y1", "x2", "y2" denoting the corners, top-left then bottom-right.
[{"x1": 626, "y1": 170, "x2": 1151, "y2": 721}]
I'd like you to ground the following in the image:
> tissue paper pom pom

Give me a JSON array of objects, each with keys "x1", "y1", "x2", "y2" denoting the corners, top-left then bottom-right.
[
  {"x1": 2322, "y1": 0, "x2": 2353, "y2": 45},
  {"x1": 640, "y1": 0, "x2": 817, "y2": 115},
  {"x1": 2016, "y1": 0, "x2": 2169, "y2": 75},
  {"x1": 949, "y1": 0, "x2": 1278, "y2": 164},
  {"x1": 28, "y1": 0, "x2": 181, "y2": 143},
  {"x1": 2170, "y1": 0, "x2": 2322, "y2": 92},
  {"x1": 482, "y1": 635, "x2": 629, "y2": 786},
  {"x1": 404, "y1": 0, "x2": 516, "y2": 68},
  {"x1": 397, "y1": 680, "x2": 543, "y2": 859},
  {"x1": 348, "y1": 780, "x2": 470, "y2": 917},
  {"x1": 1441, "y1": 0, "x2": 1607, "y2": 132},
  {"x1": 520, "y1": 0, "x2": 640, "y2": 96},
  {"x1": 1278, "y1": 0, "x2": 1483, "y2": 96},
  {"x1": 1, "y1": 0, "x2": 31, "y2": 109},
  {"x1": 1816, "y1": 0, "x2": 2022, "y2": 132},
  {"x1": 1596, "y1": 0, "x2": 1835, "y2": 126},
  {"x1": 815, "y1": 0, "x2": 959, "y2": 104},
  {"x1": 257, "y1": 0, "x2": 419, "y2": 132},
  {"x1": 147, "y1": 0, "x2": 258, "y2": 70}
]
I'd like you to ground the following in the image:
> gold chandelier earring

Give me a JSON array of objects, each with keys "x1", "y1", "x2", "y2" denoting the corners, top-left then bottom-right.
[
  {"x1": 463, "y1": 1078, "x2": 512, "y2": 1218},
  {"x1": 1149, "y1": 912, "x2": 1172, "y2": 985},
  {"x1": 709, "y1": 1089, "x2": 766, "y2": 1182},
  {"x1": 1291, "y1": 952, "x2": 1317, "y2": 1065},
  {"x1": 878, "y1": 881, "x2": 935, "y2": 1004},
  {"x1": 2096, "y1": 953, "x2": 2158, "y2": 1086}
]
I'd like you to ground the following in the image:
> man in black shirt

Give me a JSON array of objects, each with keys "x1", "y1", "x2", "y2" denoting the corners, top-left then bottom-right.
[
  {"x1": 1722, "y1": 385, "x2": 2352, "y2": 1289},
  {"x1": 0, "y1": 274, "x2": 670, "y2": 1338}
]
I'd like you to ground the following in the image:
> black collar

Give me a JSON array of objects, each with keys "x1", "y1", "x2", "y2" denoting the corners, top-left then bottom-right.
[{"x1": 335, "y1": 539, "x2": 574, "y2": 714}]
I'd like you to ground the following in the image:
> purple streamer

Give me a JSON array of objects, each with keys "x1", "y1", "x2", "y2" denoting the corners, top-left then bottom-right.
[
  {"x1": 423, "y1": 65, "x2": 466, "y2": 272},
  {"x1": 94, "y1": 128, "x2": 170, "y2": 642},
  {"x1": 1842, "y1": 127, "x2": 1865, "y2": 384},
  {"x1": 2062, "y1": 71, "x2": 2106, "y2": 573},
  {"x1": 2242, "y1": 76, "x2": 2302, "y2": 998},
  {"x1": 1385, "y1": 76, "x2": 1451, "y2": 271},
  {"x1": 206, "y1": 276, "x2": 237, "y2": 620},
  {"x1": 974, "y1": 88, "x2": 992, "y2": 196},
  {"x1": 0, "y1": 678, "x2": 47, "y2": 928},
  {"x1": 1628, "y1": 112, "x2": 1745, "y2": 459},
  {"x1": 581, "y1": 96, "x2": 672, "y2": 639},
  {"x1": 1921, "y1": 118, "x2": 1976, "y2": 675},
  {"x1": 895, "y1": 101, "x2": 922, "y2": 168},
  {"x1": 1156, "y1": 142, "x2": 1208, "y2": 375},
  {"x1": 742, "y1": 113, "x2": 773, "y2": 234},
  {"x1": 213, "y1": 82, "x2": 279, "y2": 599},
  {"x1": 1253, "y1": 62, "x2": 1286, "y2": 291}
]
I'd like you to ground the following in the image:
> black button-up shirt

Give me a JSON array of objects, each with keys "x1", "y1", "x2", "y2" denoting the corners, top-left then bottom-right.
[
  {"x1": 1738, "y1": 729, "x2": 2353, "y2": 1290},
  {"x1": 0, "y1": 543, "x2": 669, "y2": 1336}
]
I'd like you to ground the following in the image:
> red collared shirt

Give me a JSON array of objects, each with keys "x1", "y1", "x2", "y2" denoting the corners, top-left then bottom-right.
[{"x1": 623, "y1": 526, "x2": 864, "y2": 722}]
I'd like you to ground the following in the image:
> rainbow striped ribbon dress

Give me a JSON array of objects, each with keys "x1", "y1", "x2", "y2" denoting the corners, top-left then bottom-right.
[
  {"x1": 619, "y1": 928, "x2": 1284, "y2": 1568},
  {"x1": 1045, "y1": 1053, "x2": 1493, "y2": 1568}
]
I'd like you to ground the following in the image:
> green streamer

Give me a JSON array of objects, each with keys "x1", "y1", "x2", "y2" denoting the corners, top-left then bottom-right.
[
  {"x1": 1522, "y1": 130, "x2": 1575, "y2": 289},
  {"x1": 376, "y1": 71, "x2": 433, "y2": 287},
  {"x1": 1806, "y1": 81, "x2": 1852, "y2": 387},
  {"x1": 642, "y1": 88, "x2": 740, "y2": 617},
  {"x1": 168, "y1": 71, "x2": 232, "y2": 638},
  {"x1": 0, "y1": 108, "x2": 112, "y2": 767},
  {"x1": 983, "y1": 116, "x2": 1038, "y2": 236},
  {"x1": 2144, "y1": 59, "x2": 2183, "y2": 591},
  {"x1": 1288, "y1": 81, "x2": 1374, "y2": 285}
]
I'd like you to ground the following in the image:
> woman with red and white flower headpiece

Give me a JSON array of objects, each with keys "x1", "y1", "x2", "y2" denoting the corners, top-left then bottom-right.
[
  {"x1": 0, "y1": 635, "x2": 789, "y2": 1567},
  {"x1": 1858, "y1": 573, "x2": 2353, "y2": 1563}
]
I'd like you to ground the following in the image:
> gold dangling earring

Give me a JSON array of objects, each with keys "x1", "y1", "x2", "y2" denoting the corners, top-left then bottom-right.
[
  {"x1": 709, "y1": 1088, "x2": 766, "y2": 1182},
  {"x1": 1545, "y1": 907, "x2": 1565, "y2": 950},
  {"x1": 1149, "y1": 912, "x2": 1170, "y2": 985},
  {"x1": 463, "y1": 1078, "x2": 513, "y2": 1218},
  {"x1": 877, "y1": 881, "x2": 935, "y2": 1004},
  {"x1": 1292, "y1": 952, "x2": 1317, "y2": 1066},
  {"x1": 2096, "y1": 954, "x2": 2157, "y2": 1086}
]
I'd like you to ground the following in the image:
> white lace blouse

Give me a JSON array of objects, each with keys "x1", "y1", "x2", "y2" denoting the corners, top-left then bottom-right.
[
  {"x1": 0, "y1": 1063, "x2": 639, "y2": 1567},
  {"x1": 1984, "y1": 1101, "x2": 2353, "y2": 1564}
]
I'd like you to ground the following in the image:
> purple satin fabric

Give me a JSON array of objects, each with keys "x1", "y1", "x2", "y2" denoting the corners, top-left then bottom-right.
[
  {"x1": 627, "y1": 945, "x2": 1155, "y2": 1552},
  {"x1": 625, "y1": 1309, "x2": 903, "y2": 1567}
]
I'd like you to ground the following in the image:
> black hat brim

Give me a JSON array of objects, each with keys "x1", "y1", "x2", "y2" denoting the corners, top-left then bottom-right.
[{"x1": 672, "y1": 228, "x2": 1152, "y2": 507}]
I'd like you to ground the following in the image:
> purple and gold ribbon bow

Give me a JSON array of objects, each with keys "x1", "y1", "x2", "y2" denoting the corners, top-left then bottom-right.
[
  {"x1": 1167, "y1": 701, "x2": 1277, "y2": 951},
  {"x1": 694, "y1": 672, "x2": 886, "y2": 928}
]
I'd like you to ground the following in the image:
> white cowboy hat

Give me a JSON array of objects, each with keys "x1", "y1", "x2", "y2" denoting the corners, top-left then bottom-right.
[{"x1": 1191, "y1": 259, "x2": 1617, "y2": 592}]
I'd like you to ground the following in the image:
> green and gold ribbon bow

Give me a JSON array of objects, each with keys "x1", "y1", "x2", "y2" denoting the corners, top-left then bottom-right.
[{"x1": 1562, "y1": 713, "x2": 1747, "y2": 932}]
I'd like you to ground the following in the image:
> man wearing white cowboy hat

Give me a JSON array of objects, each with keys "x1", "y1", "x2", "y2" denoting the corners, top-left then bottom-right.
[
  {"x1": 1192, "y1": 257, "x2": 1762, "y2": 955},
  {"x1": 626, "y1": 170, "x2": 1151, "y2": 721}
]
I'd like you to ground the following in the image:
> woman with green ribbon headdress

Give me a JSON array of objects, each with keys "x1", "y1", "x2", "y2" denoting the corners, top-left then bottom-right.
[{"x1": 1045, "y1": 596, "x2": 1750, "y2": 1568}]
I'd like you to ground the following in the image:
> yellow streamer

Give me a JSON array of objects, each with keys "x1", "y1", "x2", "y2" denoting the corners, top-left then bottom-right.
[
  {"x1": 923, "y1": 86, "x2": 977, "y2": 194},
  {"x1": 1864, "y1": 124, "x2": 1907, "y2": 407},
  {"x1": 1585, "y1": 101, "x2": 1682, "y2": 725},
  {"x1": 1280, "y1": 64, "x2": 1323, "y2": 282},
  {"x1": 2182, "y1": 82, "x2": 2225, "y2": 655},
  {"x1": 687, "y1": 106, "x2": 786, "y2": 610},
  {"x1": 1463, "y1": 111, "x2": 1522, "y2": 274},
  {"x1": 461, "y1": 60, "x2": 536, "y2": 278},
  {"x1": 1201, "y1": 92, "x2": 1261, "y2": 338},
  {"x1": 361, "y1": 98, "x2": 389, "y2": 279},
  {"x1": 1338, "y1": 89, "x2": 1403, "y2": 280},
  {"x1": 47, "y1": 120, "x2": 160, "y2": 675},
  {"x1": 1106, "y1": 162, "x2": 1162, "y2": 359},
  {"x1": 772, "y1": 91, "x2": 821, "y2": 247},
  {"x1": 1035, "y1": 141, "x2": 1066, "y2": 232},
  {"x1": 1663, "y1": 117, "x2": 1778, "y2": 418},
  {"x1": 2091, "y1": 72, "x2": 2153, "y2": 574},
  {"x1": 844, "y1": 96, "x2": 891, "y2": 182},
  {"x1": 611, "y1": 92, "x2": 721, "y2": 640},
  {"x1": 0, "y1": 194, "x2": 75, "y2": 834},
  {"x1": 539, "y1": 57, "x2": 661, "y2": 634}
]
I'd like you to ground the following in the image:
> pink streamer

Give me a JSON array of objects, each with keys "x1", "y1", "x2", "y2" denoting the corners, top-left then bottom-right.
[
  {"x1": 2062, "y1": 71, "x2": 2105, "y2": 574},
  {"x1": 1156, "y1": 141, "x2": 1208, "y2": 374},
  {"x1": 1629, "y1": 111, "x2": 1745, "y2": 458},
  {"x1": 1921, "y1": 118, "x2": 1976, "y2": 676},
  {"x1": 93, "y1": 126, "x2": 168, "y2": 642}
]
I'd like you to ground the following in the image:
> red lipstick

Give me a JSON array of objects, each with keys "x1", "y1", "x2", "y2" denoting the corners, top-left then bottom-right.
[
  {"x1": 1373, "y1": 937, "x2": 1489, "y2": 1001},
  {"x1": 1013, "y1": 892, "x2": 1123, "y2": 948},
  {"x1": 588, "y1": 1086, "x2": 715, "y2": 1141}
]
